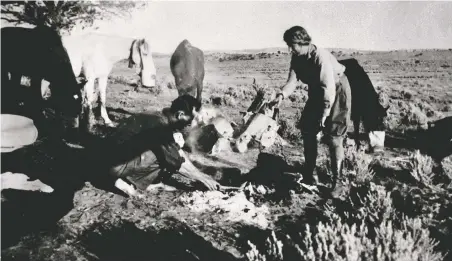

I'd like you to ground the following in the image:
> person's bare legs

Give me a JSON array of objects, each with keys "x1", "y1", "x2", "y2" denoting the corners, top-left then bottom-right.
[{"x1": 328, "y1": 135, "x2": 345, "y2": 190}]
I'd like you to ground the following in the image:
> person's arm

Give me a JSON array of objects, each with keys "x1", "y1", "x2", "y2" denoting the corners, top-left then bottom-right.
[
  {"x1": 279, "y1": 68, "x2": 298, "y2": 99},
  {"x1": 270, "y1": 62, "x2": 298, "y2": 108},
  {"x1": 177, "y1": 150, "x2": 220, "y2": 190},
  {"x1": 315, "y1": 50, "x2": 336, "y2": 120}
]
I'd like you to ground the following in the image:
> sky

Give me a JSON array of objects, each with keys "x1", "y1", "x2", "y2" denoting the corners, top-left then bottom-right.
[{"x1": 24, "y1": 1, "x2": 452, "y2": 53}]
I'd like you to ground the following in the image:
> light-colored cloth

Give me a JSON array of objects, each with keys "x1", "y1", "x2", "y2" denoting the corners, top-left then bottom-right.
[
  {"x1": 1, "y1": 172, "x2": 53, "y2": 193},
  {"x1": 369, "y1": 131, "x2": 385, "y2": 149},
  {"x1": 1, "y1": 114, "x2": 38, "y2": 153}
]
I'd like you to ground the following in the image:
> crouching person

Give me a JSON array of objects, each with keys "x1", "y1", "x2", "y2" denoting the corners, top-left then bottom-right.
[{"x1": 96, "y1": 95, "x2": 220, "y2": 197}]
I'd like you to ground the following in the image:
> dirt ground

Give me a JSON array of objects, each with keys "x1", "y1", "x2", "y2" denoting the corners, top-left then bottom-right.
[{"x1": 2, "y1": 48, "x2": 452, "y2": 260}]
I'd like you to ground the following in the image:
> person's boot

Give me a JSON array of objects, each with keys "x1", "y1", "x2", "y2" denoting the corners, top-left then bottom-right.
[
  {"x1": 331, "y1": 159, "x2": 345, "y2": 198},
  {"x1": 303, "y1": 162, "x2": 316, "y2": 185},
  {"x1": 302, "y1": 135, "x2": 318, "y2": 186}
]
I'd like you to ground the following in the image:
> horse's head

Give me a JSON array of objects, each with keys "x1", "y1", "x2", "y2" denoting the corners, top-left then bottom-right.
[
  {"x1": 370, "y1": 105, "x2": 389, "y2": 131},
  {"x1": 42, "y1": 31, "x2": 83, "y2": 119},
  {"x1": 129, "y1": 38, "x2": 156, "y2": 88}
]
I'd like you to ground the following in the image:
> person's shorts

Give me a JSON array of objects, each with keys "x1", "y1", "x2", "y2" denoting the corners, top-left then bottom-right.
[{"x1": 298, "y1": 75, "x2": 352, "y2": 137}]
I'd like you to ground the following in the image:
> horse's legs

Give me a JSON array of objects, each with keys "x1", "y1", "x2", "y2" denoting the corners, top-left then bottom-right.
[
  {"x1": 98, "y1": 76, "x2": 115, "y2": 127},
  {"x1": 80, "y1": 79, "x2": 96, "y2": 133}
]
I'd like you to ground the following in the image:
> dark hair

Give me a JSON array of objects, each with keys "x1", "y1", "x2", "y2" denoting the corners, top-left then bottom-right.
[
  {"x1": 283, "y1": 26, "x2": 312, "y2": 45},
  {"x1": 170, "y1": 94, "x2": 202, "y2": 116}
]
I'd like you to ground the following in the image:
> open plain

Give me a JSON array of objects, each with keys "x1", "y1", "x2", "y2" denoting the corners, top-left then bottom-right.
[{"x1": 2, "y1": 47, "x2": 452, "y2": 261}]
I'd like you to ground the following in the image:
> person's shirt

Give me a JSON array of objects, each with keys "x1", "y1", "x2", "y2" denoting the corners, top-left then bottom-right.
[
  {"x1": 290, "y1": 44, "x2": 346, "y2": 117},
  {"x1": 94, "y1": 112, "x2": 185, "y2": 181}
]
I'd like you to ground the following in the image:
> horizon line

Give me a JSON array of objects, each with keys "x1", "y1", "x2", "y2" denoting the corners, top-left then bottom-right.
[{"x1": 152, "y1": 46, "x2": 452, "y2": 55}]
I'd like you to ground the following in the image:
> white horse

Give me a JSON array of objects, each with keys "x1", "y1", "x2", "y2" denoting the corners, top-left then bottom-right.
[{"x1": 61, "y1": 33, "x2": 157, "y2": 129}]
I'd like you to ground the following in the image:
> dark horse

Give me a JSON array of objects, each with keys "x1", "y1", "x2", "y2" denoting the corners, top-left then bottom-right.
[
  {"x1": 339, "y1": 58, "x2": 389, "y2": 148},
  {"x1": 1, "y1": 26, "x2": 82, "y2": 137},
  {"x1": 170, "y1": 39, "x2": 205, "y2": 103}
]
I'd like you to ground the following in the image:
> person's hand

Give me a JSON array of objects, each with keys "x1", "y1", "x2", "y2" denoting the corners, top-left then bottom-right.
[
  {"x1": 320, "y1": 115, "x2": 327, "y2": 128},
  {"x1": 268, "y1": 93, "x2": 284, "y2": 108},
  {"x1": 199, "y1": 177, "x2": 221, "y2": 191}
]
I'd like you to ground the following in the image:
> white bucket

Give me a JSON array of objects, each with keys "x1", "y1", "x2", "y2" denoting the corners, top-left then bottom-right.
[{"x1": 369, "y1": 130, "x2": 385, "y2": 150}]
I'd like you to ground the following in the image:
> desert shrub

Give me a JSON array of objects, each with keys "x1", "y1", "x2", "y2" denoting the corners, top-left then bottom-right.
[
  {"x1": 401, "y1": 90, "x2": 414, "y2": 100},
  {"x1": 109, "y1": 75, "x2": 133, "y2": 85},
  {"x1": 415, "y1": 100, "x2": 440, "y2": 118},
  {"x1": 383, "y1": 111, "x2": 401, "y2": 131},
  {"x1": 408, "y1": 150, "x2": 448, "y2": 191},
  {"x1": 246, "y1": 231, "x2": 284, "y2": 261},
  {"x1": 347, "y1": 183, "x2": 395, "y2": 224},
  {"x1": 372, "y1": 217, "x2": 443, "y2": 261},
  {"x1": 224, "y1": 85, "x2": 249, "y2": 100},
  {"x1": 409, "y1": 150, "x2": 434, "y2": 182},
  {"x1": 288, "y1": 90, "x2": 308, "y2": 104},
  {"x1": 246, "y1": 215, "x2": 443, "y2": 261},
  {"x1": 324, "y1": 182, "x2": 396, "y2": 227},
  {"x1": 205, "y1": 83, "x2": 253, "y2": 103},
  {"x1": 246, "y1": 178, "x2": 447, "y2": 260},
  {"x1": 245, "y1": 172, "x2": 449, "y2": 261},
  {"x1": 277, "y1": 111, "x2": 301, "y2": 144},
  {"x1": 344, "y1": 146, "x2": 376, "y2": 184},
  {"x1": 441, "y1": 104, "x2": 452, "y2": 112},
  {"x1": 401, "y1": 103, "x2": 429, "y2": 128},
  {"x1": 442, "y1": 156, "x2": 452, "y2": 183},
  {"x1": 378, "y1": 90, "x2": 391, "y2": 109},
  {"x1": 223, "y1": 94, "x2": 238, "y2": 106},
  {"x1": 219, "y1": 53, "x2": 256, "y2": 62}
]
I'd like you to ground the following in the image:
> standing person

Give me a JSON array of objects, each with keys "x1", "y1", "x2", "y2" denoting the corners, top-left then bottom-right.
[{"x1": 270, "y1": 26, "x2": 352, "y2": 192}]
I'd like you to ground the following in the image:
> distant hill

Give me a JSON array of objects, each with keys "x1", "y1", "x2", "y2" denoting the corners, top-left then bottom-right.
[
  {"x1": 204, "y1": 47, "x2": 452, "y2": 55},
  {"x1": 154, "y1": 48, "x2": 452, "y2": 60},
  {"x1": 204, "y1": 47, "x2": 369, "y2": 55}
]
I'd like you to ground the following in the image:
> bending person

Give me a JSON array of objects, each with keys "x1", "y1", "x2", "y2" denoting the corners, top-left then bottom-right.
[{"x1": 270, "y1": 26, "x2": 352, "y2": 193}]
